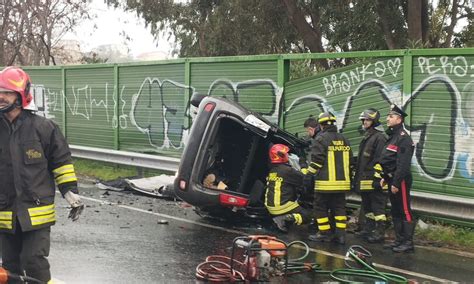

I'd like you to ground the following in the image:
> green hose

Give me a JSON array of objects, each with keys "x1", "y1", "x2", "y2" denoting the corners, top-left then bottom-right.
[
  {"x1": 287, "y1": 240, "x2": 311, "y2": 261},
  {"x1": 284, "y1": 242, "x2": 408, "y2": 283},
  {"x1": 327, "y1": 245, "x2": 408, "y2": 283}
]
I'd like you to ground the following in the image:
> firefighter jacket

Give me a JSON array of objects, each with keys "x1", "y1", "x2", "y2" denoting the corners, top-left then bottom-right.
[
  {"x1": 354, "y1": 127, "x2": 387, "y2": 192},
  {"x1": 309, "y1": 125, "x2": 353, "y2": 193},
  {"x1": 378, "y1": 124, "x2": 414, "y2": 189},
  {"x1": 264, "y1": 163, "x2": 304, "y2": 215},
  {"x1": 0, "y1": 111, "x2": 78, "y2": 233}
]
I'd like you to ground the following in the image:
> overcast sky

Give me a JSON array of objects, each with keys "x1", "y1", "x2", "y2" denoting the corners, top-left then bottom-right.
[{"x1": 64, "y1": 0, "x2": 172, "y2": 57}]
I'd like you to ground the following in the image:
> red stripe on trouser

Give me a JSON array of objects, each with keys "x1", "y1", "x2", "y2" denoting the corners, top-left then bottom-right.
[{"x1": 401, "y1": 180, "x2": 412, "y2": 222}]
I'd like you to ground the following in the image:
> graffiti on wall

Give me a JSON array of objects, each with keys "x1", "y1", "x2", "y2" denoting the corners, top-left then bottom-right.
[
  {"x1": 322, "y1": 58, "x2": 401, "y2": 97},
  {"x1": 34, "y1": 76, "x2": 281, "y2": 151},
  {"x1": 32, "y1": 85, "x2": 61, "y2": 118},
  {"x1": 33, "y1": 83, "x2": 123, "y2": 124},
  {"x1": 284, "y1": 56, "x2": 473, "y2": 184},
  {"x1": 32, "y1": 55, "x2": 474, "y2": 185},
  {"x1": 412, "y1": 56, "x2": 474, "y2": 184},
  {"x1": 128, "y1": 77, "x2": 282, "y2": 149},
  {"x1": 130, "y1": 77, "x2": 194, "y2": 149},
  {"x1": 207, "y1": 79, "x2": 282, "y2": 118}
]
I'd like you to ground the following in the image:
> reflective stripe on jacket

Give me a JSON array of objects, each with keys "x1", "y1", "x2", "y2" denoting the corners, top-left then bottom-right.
[
  {"x1": 354, "y1": 127, "x2": 387, "y2": 191},
  {"x1": 265, "y1": 163, "x2": 303, "y2": 215},
  {"x1": 310, "y1": 126, "x2": 353, "y2": 193},
  {"x1": 0, "y1": 111, "x2": 77, "y2": 233}
]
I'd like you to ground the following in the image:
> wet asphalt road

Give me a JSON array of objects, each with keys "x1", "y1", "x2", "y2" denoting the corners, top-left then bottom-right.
[{"x1": 2, "y1": 182, "x2": 473, "y2": 283}]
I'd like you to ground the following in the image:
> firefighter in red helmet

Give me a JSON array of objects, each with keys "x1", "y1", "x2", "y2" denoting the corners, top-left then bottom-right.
[
  {"x1": 265, "y1": 144, "x2": 311, "y2": 232},
  {"x1": 0, "y1": 66, "x2": 84, "y2": 283}
]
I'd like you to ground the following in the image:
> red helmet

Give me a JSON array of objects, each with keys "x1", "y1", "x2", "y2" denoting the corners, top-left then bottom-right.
[
  {"x1": 0, "y1": 66, "x2": 32, "y2": 108},
  {"x1": 269, "y1": 144, "x2": 290, "y2": 164}
]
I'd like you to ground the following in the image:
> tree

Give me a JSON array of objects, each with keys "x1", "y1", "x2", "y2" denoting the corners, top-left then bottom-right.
[
  {"x1": 106, "y1": 0, "x2": 302, "y2": 57},
  {"x1": 82, "y1": 52, "x2": 109, "y2": 64},
  {"x1": 0, "y1": 0, "x2": 91, "y2": 66},
  {"x1": 0, "y1": 0, "x2": 30, "y2": 66},
  {"x1": 108, "y1": 0, "x2": 473, "y2": 66},
  {"x1": 375, "y1": 0, "x2": 471, "y2": 48},
  {"x1": 452, "y1": 12, "x2": 474, "y2": 47}
]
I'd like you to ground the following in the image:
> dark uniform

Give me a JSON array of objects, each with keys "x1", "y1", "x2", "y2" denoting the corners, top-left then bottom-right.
[
  {"x1": 301, "y1": 116, "x2": 320, "y2": 169},
  {"x1": 265, "y1": 163, "x2": 311, "y2": 228},
  {"x1": 300, "y1": 117, "x2": 321, "y2": 206},
  {"x1": 354, "y1": 123, "x2": 388, "y2": 242},
  {"x1": 308, "y1": 117, "x2": 353, "y2": 244},
  {"x1": 0, "y1": 111, "x2": 79, "y2": 282},
  {"x1": 378, "y1": 105, "x2": 415, "y2": 253}
]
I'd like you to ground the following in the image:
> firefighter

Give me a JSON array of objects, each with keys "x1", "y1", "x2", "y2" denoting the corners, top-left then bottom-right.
[
  {"x1": 265, "y1": 144, "x2": 311, "y2": 233},
  {"x1": 0, "y1": 67, "x2": 84, "y2": 283},
  {"x1": 353, "y1": 108, "x2": 388, "y2": 243},
  {"x1": 378, "y1": 104, "x2": 416, "y2": 253},
  {"x1": 307, "y1": 112, "x2": 353, "y2": 244}
]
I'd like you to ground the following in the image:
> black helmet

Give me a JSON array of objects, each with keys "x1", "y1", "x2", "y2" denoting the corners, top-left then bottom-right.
[
  {"x1": 318, "y1": 111, "x2": 337, "y2": 125},
  {"x1": 359, "y1": 108, "x2": 380, "y2": 124}
]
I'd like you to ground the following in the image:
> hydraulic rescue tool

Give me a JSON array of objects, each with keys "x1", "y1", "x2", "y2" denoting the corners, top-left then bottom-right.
[
  {"x1": 195, "y1": 235, "x2": 410, "y2": 282},
  {"x1": 230, "y1": 235, "x2": 288, "y2": 281},
  {"x1": 195, "y1": 235, "x2": 318, "y2": 282}
]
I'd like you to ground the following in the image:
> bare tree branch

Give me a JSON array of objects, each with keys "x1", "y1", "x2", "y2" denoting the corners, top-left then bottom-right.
[
  {"x1": 280, "y1": 0, "x2": 328, "y2": 69},
  {"x1": 443, "y1": 0, "x2": 459, "y2": 47}
]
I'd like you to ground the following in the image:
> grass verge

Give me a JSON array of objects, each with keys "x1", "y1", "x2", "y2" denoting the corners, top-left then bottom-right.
[
  {"x1": 73, "y1": 158, "x2": 169, "y2": 181},
  {"x1": 416, "y1": 220, "x2": 474, "y2": 252}
]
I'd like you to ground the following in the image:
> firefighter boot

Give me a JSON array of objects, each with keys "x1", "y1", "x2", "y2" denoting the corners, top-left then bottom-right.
[
  {"x1": 355, "y1": 218, "x2": 375, "y2": 238},
  {"x1": 367, "y1": 221, "x2": 385, "y2": 243},
  {"x1": 392, "y1": 221, "x2": 416, "y2": 253},
  {"x1": 308, "y1": 231, "x2": 333, "y2": 242},
  {"x1": 383, "y1": 218, "x2": 403, "y2": 249},
  {"x1": 273, "y1": 214, "x2": 295, "y2": 233},
  {"x1": 332, "y1": 229, "x2": 346, "y2": 245}
]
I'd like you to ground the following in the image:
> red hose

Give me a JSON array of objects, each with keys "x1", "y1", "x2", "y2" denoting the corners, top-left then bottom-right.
[{"x1": 195, "y1": 255, "x2": 247, "y2": 282}]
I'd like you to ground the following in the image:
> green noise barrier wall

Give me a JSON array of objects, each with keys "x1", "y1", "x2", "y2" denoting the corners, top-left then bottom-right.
[{"x1": 21, "y1": 49, "x2": 474, "y2": 202}]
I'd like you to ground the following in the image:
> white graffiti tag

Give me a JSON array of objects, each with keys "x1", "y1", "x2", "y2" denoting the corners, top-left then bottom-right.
[{"x1": 322, "y1": 58, "x2": 401, "y2": 97}]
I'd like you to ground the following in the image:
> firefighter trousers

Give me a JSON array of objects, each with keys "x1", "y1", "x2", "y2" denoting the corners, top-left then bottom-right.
[
  {"x1": 361, "y1": 190, "x2": 388, "y2": 220},
  {"x1": 1, "y1": 218, "x2": 51, "y2": 283},
  {"x1": 313, "y1": 192, "x2": 346, "y2": 233},
  {"x1": 280, "y1": 205, "x2": 312, "y2": 225}
]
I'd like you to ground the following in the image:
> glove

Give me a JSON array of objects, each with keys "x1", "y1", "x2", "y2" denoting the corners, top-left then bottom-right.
[
  {"x1": 372, "y1": 178, "x2": 382, "y2": 190},
  {"x1": 373, "y1": 163, "x2": 383, "y2": 179},
  {"x1": 64, "y1": 191, "x2": 84, "y2": 221}
]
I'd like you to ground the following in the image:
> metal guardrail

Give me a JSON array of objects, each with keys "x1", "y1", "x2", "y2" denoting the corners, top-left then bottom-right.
[
  {"x1": 70, "y1": 145, "x2": 180, "y2": 172},
  {"x1": 71, "y1": 145, "x2": 474, "y2": 224},
  {"x1": 409, "y1": 191, "x2": 474, "y2": 224},
  {"x1": 348, "y1": 192, "x2": 474, "y2": 225}
]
